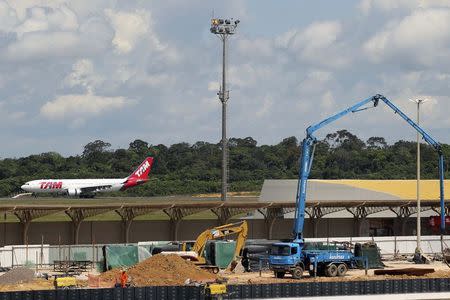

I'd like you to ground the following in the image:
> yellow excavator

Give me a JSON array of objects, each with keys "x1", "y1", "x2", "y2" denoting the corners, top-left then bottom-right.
[{"x1": 180, "y1": 220, "x2": 248, "y2": 273}]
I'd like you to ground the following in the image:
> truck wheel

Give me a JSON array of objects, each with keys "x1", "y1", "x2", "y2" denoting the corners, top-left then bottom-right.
[
  {"x1": 337, "y1": 264, "x2": 348, "y2": 276},
  {"x1": 274, "y1": 271, "x2": 285, "y2": 278},
  {"x1": 325, "y1": 264, "x2": 338, "y2": 277},
  {"x1": 291, "y1": 266, "x2": 303, "y2": 279}
]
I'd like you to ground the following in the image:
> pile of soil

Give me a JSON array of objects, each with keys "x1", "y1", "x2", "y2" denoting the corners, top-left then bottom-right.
[
  {"x1": 0, "y1": 267, "x2": 35, "y2": 285},
  {"x1": 100, "y1": 254, "x2": 217, "y2": 286}
]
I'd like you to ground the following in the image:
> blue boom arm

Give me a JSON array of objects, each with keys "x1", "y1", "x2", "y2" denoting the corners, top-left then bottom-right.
[{"x1": 293, "y1": 94, "x2": 445, "y2": 242}]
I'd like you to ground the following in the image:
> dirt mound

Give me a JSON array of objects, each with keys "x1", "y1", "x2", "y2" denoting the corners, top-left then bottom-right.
[
  {"x1": 0, "y1": 267, "x2": 35, "y2": 285},
  {"x1": 100, "y1": 254, "x2": 217, "y2": 286},
  {"x1": 129, "y1": 254, "x2": 217, "y2": 286}
]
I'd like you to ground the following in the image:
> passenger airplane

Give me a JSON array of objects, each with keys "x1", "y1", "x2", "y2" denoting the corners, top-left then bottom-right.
[{"x1": 21, "y1": 157, "x2": 154, "y2": 198}]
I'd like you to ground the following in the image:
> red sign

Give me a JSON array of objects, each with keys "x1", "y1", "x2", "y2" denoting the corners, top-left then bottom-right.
[{"x1": 429, "y1": 216, "x2": 450, "y2": 228}]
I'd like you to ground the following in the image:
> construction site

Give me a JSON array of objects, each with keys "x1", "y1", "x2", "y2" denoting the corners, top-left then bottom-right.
[
  {"x1": 1, "y1": 2, "x2": 450, "y2": 299},
  {"x1": 0, "y1": 176, "x2": 450, "y2": 299}
]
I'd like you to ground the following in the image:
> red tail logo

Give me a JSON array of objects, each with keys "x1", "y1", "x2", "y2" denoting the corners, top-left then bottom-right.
[
  {"x1": 122, "y1": 157, "x2": 154, "y2": 190},
  {"x1": 128, "y1": 157, "x2": 154, "y2": 180}
]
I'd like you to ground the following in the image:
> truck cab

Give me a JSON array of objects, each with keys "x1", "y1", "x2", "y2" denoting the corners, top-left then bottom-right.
[
  {"x1": 269, "y1": 242, "x2": 305, "y2": 279},
  {"x1": 269, "y1": 241, "x2": 358, "y2": 279}
]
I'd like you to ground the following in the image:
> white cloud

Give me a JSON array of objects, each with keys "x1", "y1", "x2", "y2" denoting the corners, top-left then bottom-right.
[
  {"x1": 228, "y1": 63, "x2": 273, "y2": 87},
  {"x1": 64, "y1": 59, "x2": 103, "y2": 92},
  {"x1": 0, "y1": 1, "x2": 18, "y2": 31},
  {"x1": 208, "y1": 81, "x2": 219, "y2": 92},
  {"x1": 165, "y1": 96, "x2": 216, "y2": 122},
  {"x1": 320, "y1": 91, "x2": 335, "y2": 110},
  {"x1": 106, "y1": 9, "x2": 157, "y2": 54},
  {"x1": 0, "y1": 101, "x2": 27, "y2": 124},
  {"x1": 297, "y1": 70, "x2": 334, "y2": 95},
  {"x1": 40, "y1": 92, "x2": 134, "y2": 123},
  {"x1": 1, "y1": 0, "x2": 450, "y2": 157},
  {"x1": 238, "y1": 38, "x2": 273, "y2": 57},
  {"x1": 358, "y1": 0, "x2": 450, "y2": 15},
  {"x1": 276, "y1": 21, "x2": 342, "y2": 53},
  {"x1": 255, "y1": 96, "x2": 273, "y2": 118},
  {"x1": 364, "y1": 8, "x2": 450, "y2": 65},
  {"x1": 14, "y1": 4, "x2": 78, "y2": 38},
  {"x1": 0, "y1": 2, "x2": 112, "y2": 61},
  {"x1": 4, "y1": 0, "x2": 66, "y2": 21},
  {"x1": 5, "y1": 31, "x2": 80, "y2": 60},
  {"x1": 275, "y1": 21, "x2": 347, "y2": 67}
]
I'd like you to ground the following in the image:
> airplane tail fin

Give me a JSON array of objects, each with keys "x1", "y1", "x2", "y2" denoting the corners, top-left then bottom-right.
[{"x1": 128, "y1": 157, "x2": 154, "y2": 181}]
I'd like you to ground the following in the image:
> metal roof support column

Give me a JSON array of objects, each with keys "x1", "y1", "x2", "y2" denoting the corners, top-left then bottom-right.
[
  {"x1": 306, "y1": 207, "x2": 323, "y2": 238},
  {"x1": 163, "y1": 206, "x2": 211, "y2": 241},
  {"x1": 163, "y1": 208, "x2": 184, "y2": 241},
  {"x1": 124, "y1": 219, "x2": 132, "y2": 244},
  {"x1": 258, "y1": 207, "x2": 284, "y2": 240},
  {"x1": 65, "y1": 209, "x2": 83, "y2": 245},
  {"x1": 211, "y1": 207, "x2": 231, "y2": 225},
  {"x1": 266, "y1": 217, "x2": 276, "y2": 239},
  {"x1": 65, "y1": 208, "x2": 112, "y2": 244},
  {"x1": 353, "y1": 217, "x2": 363, "y2": 237},
  {"x1": 309, "y1": 218, "x2": 318, "y2": 238},
  {"x1": 399, "y1": 217, "x2": 408, "y2": 236},
  {"x1": 13, "y1": 210, "x2": 32, "y2": 245},
  {"x1": 391, "y1": 206, "x2": 415, "y2": 236},
  {"x1": 116, "y1": 206, "x2": 172, "y2": 243},
  {"x1": 347, "y1": 206, "x2": 367, "y2": 237},
  {"x1": 13, "y1": 208, "x2": 61, "y2": 245},
  {"x1": 170, "y1": 219, "x2": 181, "y2": 241},
  {"x1": 115, "y1": 208, "x2": 135, "y2": 244}
]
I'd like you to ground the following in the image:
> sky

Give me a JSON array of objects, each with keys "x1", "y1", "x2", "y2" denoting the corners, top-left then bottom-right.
[{"x1": 1, "y1": 0, "x2": 450, "y2": 157}]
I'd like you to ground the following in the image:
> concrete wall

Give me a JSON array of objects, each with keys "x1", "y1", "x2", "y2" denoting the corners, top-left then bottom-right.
[{"x1": 0, "y1": 217, "x2": 435, "y2": 246}]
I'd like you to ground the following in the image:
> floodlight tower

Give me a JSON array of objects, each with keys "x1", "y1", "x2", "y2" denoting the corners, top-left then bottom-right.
[
  {"x1": 210, "y1": 18, "x2": 240, "y2": 202},
  {"x1": 410, "y1": 98, "x2": 428, "y2": 257}
]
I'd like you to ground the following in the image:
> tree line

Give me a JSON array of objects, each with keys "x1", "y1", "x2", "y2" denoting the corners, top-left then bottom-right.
[{"x1": 0, "y1": 130, "x2": 449, "y2": 197}]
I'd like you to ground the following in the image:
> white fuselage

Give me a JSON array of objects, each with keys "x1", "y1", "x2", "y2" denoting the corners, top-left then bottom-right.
[
  {"x1": 20, "y1": 157, "x2": 154, "y2": 197},
  {"x1": 21, "y1": 178, "x2": 127, "y2": 194}
]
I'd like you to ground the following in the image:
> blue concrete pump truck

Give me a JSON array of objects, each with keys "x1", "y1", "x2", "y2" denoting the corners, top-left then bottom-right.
[{"x1": 269, "y1": 94, "x2": 446, "y2": 279}]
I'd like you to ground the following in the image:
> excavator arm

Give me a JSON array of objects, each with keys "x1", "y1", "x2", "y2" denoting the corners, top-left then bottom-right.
[{"x1": 191, "y1": 220, "x2": 248, "y2": 264}]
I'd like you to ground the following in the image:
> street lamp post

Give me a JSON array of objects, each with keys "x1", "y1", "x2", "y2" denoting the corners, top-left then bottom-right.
[
  {"x1": 210, "y1": 18, "x2": 239, "y2": 202},
  {"x1": 411, "y1": 98, "x2": 427, "y2": 260}
]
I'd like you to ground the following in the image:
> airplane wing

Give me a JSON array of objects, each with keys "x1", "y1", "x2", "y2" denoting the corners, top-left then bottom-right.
[{"x1": 79, "y1": 185, "x2": 113, "y2": 194}]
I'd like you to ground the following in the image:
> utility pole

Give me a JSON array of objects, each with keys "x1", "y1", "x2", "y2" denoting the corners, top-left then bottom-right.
[
  {"x1": 210, "y1": 18, "x2": 239, "y2": 201},
  {"x1": 411, "y1": 98, "x2": 427, "y2": 258}
]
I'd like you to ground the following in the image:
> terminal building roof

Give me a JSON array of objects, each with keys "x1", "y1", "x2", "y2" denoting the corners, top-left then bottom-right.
[
  {"x1": 255, "y1": 179, "x2": 450, "y2": 219},
  {"x1": 259, "y1": 179, "x2": 450, "y2": 203}
]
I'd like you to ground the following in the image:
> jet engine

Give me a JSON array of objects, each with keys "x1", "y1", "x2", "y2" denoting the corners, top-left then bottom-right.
[{"x1": 67, "y1": 188, "x2": 81, "y2": 196}]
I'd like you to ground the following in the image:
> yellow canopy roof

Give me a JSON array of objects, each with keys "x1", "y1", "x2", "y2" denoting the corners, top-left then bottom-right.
[{"x1": 317, "y1": 180, "x2": 450, "y2": 200}]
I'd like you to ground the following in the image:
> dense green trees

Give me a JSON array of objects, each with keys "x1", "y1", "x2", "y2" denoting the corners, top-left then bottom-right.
[{"x1": 0, "y1": 131, "x2": 449, "y2": 197}]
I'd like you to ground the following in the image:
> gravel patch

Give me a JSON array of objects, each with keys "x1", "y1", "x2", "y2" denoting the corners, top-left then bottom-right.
[{"x1": 0, "y1": 267, "x2": 35, "y2": 285}]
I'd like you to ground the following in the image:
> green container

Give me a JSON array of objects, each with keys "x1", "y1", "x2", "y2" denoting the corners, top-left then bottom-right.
[
  {"x1": 354, "y1": 243, "x2": 384, "y2": 269},
  {"x1": 96, "y1": 260, "x2": 106, "y2": 272},
  {"x1": 213, "y1": 241, "x2": 237, "y2": 269},
  {"x1": 74, "y1": 251, "x2": 87, "y2": 261},
  {"x1": 204, "y1": 241, "x2": 214, "y2": 266},
  {"x1": 104, "y1": 245, "x2": 139, "y2": 270}
]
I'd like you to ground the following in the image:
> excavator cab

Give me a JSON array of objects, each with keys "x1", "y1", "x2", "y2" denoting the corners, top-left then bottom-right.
[{"x1": 177, "y1": 220, "x2": 248, "y2": 272}]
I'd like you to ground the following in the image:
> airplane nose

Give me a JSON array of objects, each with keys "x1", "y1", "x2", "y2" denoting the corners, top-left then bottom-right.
[{"x1": 21, "y1": 184, "x2": 28, "y2": 190}]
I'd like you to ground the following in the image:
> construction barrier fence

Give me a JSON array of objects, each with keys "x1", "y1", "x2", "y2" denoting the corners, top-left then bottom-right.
[
  {"x1": 1, "y1": 236, "x2": 449, "y2": 268},
  {"x1": 1, "y1": 278, "x2": 450, "y2": 299}
]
